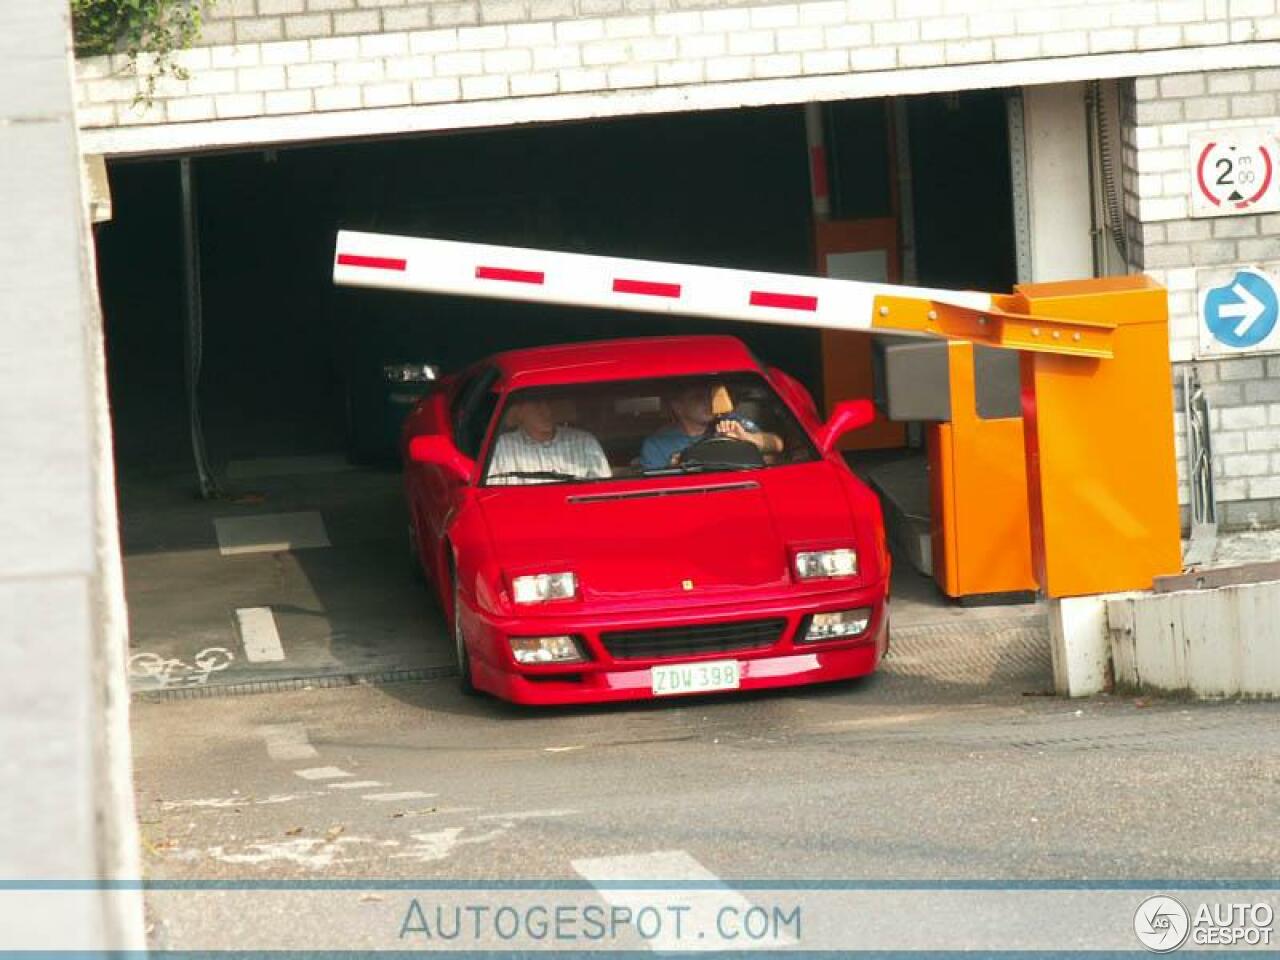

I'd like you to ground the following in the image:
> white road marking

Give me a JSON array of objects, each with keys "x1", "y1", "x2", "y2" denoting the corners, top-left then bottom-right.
[
  {"x1": 544, "y1": 745, "x2": 585, "y2": 753},
  {"x1": 256, "y1": 723, "x2": 317, "y2": 760},
  {"x1": 389, "y1": 827, "x2": 464, "y2": 862},
  {"x1": 214, "y1": 511, "x2": 330, "y2": 556},
  {"x1": 327, "y1": 780, "x2": 385, "y2": 790},
  {"x1": 293, "y1": 766, "x2": 352, "y2": 781},
  {"x1": 361, "y1": 791, "x2": 437, "y2": 802},
  {"x1": 209, "y1": 835, "x2": 372, "y2": 869},
  {"x1": 476, "y1": 808, "x2": 578, "y2": 821},
  {"x1": 236, "y1": 608, "x2": 286, "y2": 663},
  {"x1": 390, "y1": 826, "x2": 508, "y2": 863},
  {"x1": 571, "y1": 850, "x2": 790, "y2": 951},
  {"x1": 158, "y1": 793, "x2": 304, "y2": 810}
]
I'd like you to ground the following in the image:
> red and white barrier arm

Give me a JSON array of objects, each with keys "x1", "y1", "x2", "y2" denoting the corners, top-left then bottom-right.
[{"x1": 332, "y1": 230, "x2": 1115, "y2": 357}]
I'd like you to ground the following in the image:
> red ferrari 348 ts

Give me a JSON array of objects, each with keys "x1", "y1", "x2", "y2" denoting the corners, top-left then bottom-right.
[{"x1": 402, "y1": 335, "x2": 890, "y2": 705}]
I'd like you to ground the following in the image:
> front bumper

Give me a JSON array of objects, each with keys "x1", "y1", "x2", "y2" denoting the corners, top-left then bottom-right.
[{"x1": 460, "y1": 584, "x2": 889, "y2": 706}]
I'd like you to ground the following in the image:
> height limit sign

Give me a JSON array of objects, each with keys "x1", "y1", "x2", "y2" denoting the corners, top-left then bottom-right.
[{"x1": 1191, "y1": 129, "x2": 1279, "y2": 218}]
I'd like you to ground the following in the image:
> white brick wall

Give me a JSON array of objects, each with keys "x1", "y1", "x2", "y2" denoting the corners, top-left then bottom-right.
[{"x1": 75, "y1": 0, "x2": 1280, "y2": 137}]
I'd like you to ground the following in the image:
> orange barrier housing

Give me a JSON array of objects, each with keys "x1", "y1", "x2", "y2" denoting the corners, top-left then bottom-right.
[
  {"x1": 1014, "y1": 276, "x2": 1183, "y2": 598},
  {"x1": 927, "y1": 342, "x2": 1037, "y2": 601}
]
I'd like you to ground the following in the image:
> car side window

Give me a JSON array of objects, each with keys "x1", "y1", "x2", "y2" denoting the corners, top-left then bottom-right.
[
  {"x1": 451, "y1": 368, "x2": 500, "y2": 460},
  {"x1": 449, "y1": 372, "x2": 479, "y2": 442}
]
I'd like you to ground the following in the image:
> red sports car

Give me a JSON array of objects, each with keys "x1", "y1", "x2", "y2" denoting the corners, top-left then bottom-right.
[{"x1": 402, "y1": 335, "x2": 890, "y2": 705}]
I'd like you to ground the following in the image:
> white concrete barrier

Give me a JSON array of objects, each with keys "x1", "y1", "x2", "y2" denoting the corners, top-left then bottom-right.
[
  {"x1": 1106, "y1": 580, "x2": 1280, "y2": 699},
  {"x1": 1046, "y1": 596, "x2": 1111, "y2": 698}
]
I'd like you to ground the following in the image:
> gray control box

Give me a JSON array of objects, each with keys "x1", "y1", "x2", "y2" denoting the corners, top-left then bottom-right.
[
  {"x1": 870, "y1": 338, "x2": 1023, "y2": 422},
  {"x1": 871, "y1": 336, "x2": 951, "y2": 422}
]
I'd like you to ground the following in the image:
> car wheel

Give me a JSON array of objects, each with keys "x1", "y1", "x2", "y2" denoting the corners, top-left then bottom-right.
[{"x1": 452, "y1": 572, "x2": 478, "y2": 696}]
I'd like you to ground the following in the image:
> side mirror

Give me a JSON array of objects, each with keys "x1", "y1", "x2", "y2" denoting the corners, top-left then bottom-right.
[
  {"x1": 408, "y1": 435, "x2": 475, "y2": 482},
  {"x1": 817, "y1": 398, "x2": 877, "y2": 455}
]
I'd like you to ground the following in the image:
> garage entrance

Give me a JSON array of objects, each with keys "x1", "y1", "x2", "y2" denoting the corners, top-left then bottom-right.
[{"x1": 96, "y1": 92, "x2": 1036, "y2": 695}]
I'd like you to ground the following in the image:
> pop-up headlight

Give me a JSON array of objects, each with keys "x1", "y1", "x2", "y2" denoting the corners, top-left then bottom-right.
[
  {"x1": 793, "y1": 548, "x2": 858, "y2": 580},
  {"x1": 511, "y1": 572, "x2": 578, "y2": 605}
]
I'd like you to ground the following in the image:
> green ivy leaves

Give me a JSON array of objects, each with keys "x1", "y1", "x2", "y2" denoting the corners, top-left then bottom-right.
[{"x1": 72, "y1": 0, "x2": 204, "y2": 102}]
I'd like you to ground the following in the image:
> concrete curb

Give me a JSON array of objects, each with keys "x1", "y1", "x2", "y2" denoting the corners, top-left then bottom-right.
[
  {"x1": 131, "y1": 613, "x2": 1049, "y2": 703},
  {"x1": 131, "y1": 664, "x2": 458, "y2": 703}
]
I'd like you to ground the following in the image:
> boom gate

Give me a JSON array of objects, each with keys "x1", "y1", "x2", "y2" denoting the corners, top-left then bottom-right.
[{"x1": 332, "y1": 231, "x2": 1182, "y2": 609}]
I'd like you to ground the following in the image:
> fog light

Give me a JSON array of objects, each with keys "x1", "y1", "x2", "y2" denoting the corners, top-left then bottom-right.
[
  {"x1": 801, "y1": 608, "x2": 871, "y2": 643},
  {"x1": 510, "y1": 635, "x2": 585, "y2": 664}
]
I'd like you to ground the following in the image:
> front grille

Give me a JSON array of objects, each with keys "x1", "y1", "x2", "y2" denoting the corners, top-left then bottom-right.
[{"x1": 600, "y1": 618, "x2": 786, "y2": 661}]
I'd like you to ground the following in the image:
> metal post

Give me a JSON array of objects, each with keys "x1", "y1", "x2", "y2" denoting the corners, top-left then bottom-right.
[
  {"x1": 891, "y1": 98, "x2": 918, "y2": 286},
  {"x1": 179, "y1": 158, "x2": 218, "y2": 499},
  {"x1": 1005, "y1": 89, "x2": 1033, "y2": 285},
  {"x1": 1182, "y1": 366, "x2": 1218, "y2": 566}
]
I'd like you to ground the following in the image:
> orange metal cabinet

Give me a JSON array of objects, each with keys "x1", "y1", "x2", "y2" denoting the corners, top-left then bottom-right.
[
  {"x1": 928, "y1": 341, "x2": 1037, "y2": 601},
  {"x1": 1015, "y1": 277, "x2": 1182, "y2": 598}
]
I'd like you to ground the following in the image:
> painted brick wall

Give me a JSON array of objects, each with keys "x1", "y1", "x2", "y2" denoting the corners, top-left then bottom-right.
[
  {"x1": 190, "y1": 0, "x2": 1275, "y2": 48},
  {"x1": 75, "y1": 0, "x2": 1280, "y2": 130},
  {"x1": 1122, "y1": 69, "x2": 1280, "y2": 529}
]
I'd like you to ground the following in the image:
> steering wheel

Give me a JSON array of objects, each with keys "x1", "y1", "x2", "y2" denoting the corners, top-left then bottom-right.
[{"x1": 675, "y1": 416, "x2": 765, "y2": 468}]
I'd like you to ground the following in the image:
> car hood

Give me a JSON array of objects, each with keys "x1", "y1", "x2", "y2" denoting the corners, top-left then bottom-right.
[{"x1": 475, "y1": 461, "x2": 863, "y2": 610}]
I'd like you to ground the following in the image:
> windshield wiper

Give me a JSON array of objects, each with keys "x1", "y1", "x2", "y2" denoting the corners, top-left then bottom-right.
[
  {"x1": 488, "y1": 470, "x2": 579, "y2": 482},
  {"x1": 641, "y1": 460, "x2": 763, "y2": 476}
]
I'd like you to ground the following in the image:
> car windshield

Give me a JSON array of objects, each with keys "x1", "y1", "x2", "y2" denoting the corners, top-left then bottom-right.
[{"x1": 481, "y1": 372, "x2": 819, "y2": 486}]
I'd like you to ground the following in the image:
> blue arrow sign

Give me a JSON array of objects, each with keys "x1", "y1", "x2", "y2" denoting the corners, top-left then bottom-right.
[{"x1": 1203, "y1": 268, "x2": 1279, "y2": 349}]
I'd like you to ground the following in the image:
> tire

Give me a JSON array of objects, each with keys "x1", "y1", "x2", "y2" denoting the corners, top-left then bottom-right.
[{"x1": 451, "y1": 570, "x2": 478, "y2": 696}]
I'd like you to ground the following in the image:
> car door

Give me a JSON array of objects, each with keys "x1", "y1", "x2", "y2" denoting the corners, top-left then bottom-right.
[{"x1": 426, "y1": 366, "x2": 501, "y2": 550}]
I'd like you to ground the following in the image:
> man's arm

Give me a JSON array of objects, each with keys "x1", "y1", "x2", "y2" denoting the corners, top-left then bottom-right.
[
  {"x1": 638, "y1": 435, "x2": 665, "y2": 469},
  {"x1": 716, "y1": 418, "x2": 784, "y2": 455}
]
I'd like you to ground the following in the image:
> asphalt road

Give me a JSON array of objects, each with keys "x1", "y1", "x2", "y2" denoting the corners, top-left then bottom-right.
[{"x1": 134, "y1": 675, "x2": 1280, "y2": 884}]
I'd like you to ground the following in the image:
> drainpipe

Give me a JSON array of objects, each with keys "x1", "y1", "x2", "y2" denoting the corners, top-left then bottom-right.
[
  {"x1": 804, "y1": 102, "x2": 831, "y2": 222},
  {"x1": 179, "y1": 158, "x2": 219, "y2": 499}
]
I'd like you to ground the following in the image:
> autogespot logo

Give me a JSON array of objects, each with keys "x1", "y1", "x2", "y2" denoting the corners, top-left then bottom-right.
[{"x1": 1134, "y1": 895, "x2": 1191, "y2": 953}]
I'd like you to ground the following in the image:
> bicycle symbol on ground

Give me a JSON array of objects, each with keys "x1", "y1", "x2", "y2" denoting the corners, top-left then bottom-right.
[{"x1": 129, "y1": 647, "x2": 236, "y2": 688}]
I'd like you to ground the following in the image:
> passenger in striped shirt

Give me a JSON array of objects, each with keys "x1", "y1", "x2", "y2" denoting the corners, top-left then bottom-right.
[{"x1": 486, "y1": 398, "x2": 611, "y2": 485}]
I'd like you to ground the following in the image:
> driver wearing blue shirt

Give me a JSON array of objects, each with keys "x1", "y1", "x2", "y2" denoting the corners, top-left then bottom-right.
[{"x1": 640, "y1": 382, "x2": 783, "y2": 469}]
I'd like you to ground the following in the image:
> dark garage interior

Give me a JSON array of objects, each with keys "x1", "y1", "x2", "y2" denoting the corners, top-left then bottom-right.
[
  {"x1": 100, "y1": 90, "x2": 1021, "y2": 698},
  {"x1": 97, "y1": 92, "x2": 1014, "y2": 489}
]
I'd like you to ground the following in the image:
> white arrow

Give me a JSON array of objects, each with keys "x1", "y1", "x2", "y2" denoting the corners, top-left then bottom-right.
[{"x1": 1219, "y1": 281, "x2": 1267, "y2": 338}]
